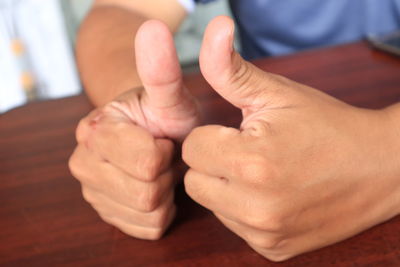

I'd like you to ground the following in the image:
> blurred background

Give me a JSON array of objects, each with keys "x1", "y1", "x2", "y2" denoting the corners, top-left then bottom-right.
[
  {"x1": 64, "y1": 0, "x2": 237, "y2": 69},
  {"x1": 0, "y1": 0, "x2": 234, "y2": 113}
]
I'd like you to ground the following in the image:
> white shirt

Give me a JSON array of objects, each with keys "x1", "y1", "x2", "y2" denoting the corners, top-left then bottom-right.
[{"x1": 0, "y1": 0, "x2": 80, "y2": 113}]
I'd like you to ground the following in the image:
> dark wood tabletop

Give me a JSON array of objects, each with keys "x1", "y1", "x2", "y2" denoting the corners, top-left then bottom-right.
[{"x1": 1, "y1": 42, "x2": 400, "y2": 267}]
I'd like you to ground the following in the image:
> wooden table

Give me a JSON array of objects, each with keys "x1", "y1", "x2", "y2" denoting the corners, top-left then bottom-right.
[{"x1": 1, "y1": 42, "x2": 400, "y2": 266}]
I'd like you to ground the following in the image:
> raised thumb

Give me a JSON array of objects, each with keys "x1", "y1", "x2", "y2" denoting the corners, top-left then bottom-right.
[
  {"x1": 135, "y1": 20, "x2": 200, "y2": 140},
  {"x1": 135, "y1": 20, "x2": 195, "y2": 117},
  {"x1": 200, "y1": 16, "x2": 287, "y2": 111}
]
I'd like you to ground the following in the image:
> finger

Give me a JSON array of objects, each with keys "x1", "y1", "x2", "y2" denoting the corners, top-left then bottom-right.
[
  {"x1": 76, "y1": 109, "x2": 103, "y2": 144},
  {"x1": 214, "y1": 213, "x2": 284, "y2": 252},
  {"x1": 185, "y1": 168, "x2": 278, "y2": 228},
  {"x1": 89, "y1": 116, "x2": 174, "y2": 181},
  {"x1": 135, "y1": 20, "x2": 198, "y2": 134},
  {"x1": 102, "y1": 209, "x2": 176, "y2": 241},
  {"x1": 183, "y1": 125, "x2": 240, "y2": 180},
  {"x1": 183, "y1": 125, "x2": 272, "y2": 183},
  {"x1": 82, "y1": 185, "x2": 176, "y2": 229},
  {"x1": 135, "y1": 19, "x2": 183, "y2": 110},
  {"x1": 184, "y1": 168, "x2": 246, "y2": 218},
  {"x1": 247, "y1": 241, "x2": 292, "y2": 262},
  {"x1": 199, "y1": 16, "x2": 294, "y2": 110},
  {"x1": 70, "y1": 144, "x2": 176, "y2": 212}
]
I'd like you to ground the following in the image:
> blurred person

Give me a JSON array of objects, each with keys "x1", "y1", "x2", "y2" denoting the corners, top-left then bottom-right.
[
  {"x1": 68, "y1": 0, "x2": 400, "y2": 261},
  {"x1": 0, "y1": 0, "x2": 80, "y2": 113}
]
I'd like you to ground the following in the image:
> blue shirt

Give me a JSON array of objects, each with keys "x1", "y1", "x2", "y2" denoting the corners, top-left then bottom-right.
[{"x1": 195, "y1": 0, "x2": 400, "y2": 59}]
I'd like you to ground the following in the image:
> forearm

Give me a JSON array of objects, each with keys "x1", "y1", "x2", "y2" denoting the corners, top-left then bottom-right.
[{"x1": 76, "y1": 6, "x2": 147, "y2": 106}]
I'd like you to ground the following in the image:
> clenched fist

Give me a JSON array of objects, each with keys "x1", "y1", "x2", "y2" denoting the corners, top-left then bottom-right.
[
  {"x1": 183, "y1": 17, "x2": 400, "y2": 261},
  {"x1": 69, "y1": 20, "x2": 200, "y2": 240}
]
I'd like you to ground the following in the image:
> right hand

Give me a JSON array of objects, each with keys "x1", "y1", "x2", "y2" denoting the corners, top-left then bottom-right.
[{"x1": 69, "y1": 20, "x2": 200, "y2": 240}]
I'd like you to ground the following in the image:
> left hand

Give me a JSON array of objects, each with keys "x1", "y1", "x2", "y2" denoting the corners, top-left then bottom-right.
[{"x1": 182, "y1": 16, "x2": 400, "y2": 261}]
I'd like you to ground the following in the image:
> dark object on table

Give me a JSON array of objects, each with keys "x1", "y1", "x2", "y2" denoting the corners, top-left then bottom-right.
[{"x1": 368, "y1": 31, "x2": 400, "y2": 57}]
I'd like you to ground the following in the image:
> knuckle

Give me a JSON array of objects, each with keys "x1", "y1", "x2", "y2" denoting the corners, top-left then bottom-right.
[
  {"x1": 94, "y1": 119, "x2": 126, "y2": 146},
  {"x1": 249, "y1": 236, "x2": 284, "y2": 251},
  {"x1": 98, "y1": 120, "x2": 123, "y2": 142},
  {"x1": 95, "y1": 207, "x2": 112, "y2": 221},
  {"x1": 97, "y1": 212, "x2": 113, "y2": 224},
  {"x1": 183, "y1": 171, "x2": 200, "y2": 201},
  {"x1": 138, "y1": 183, "x2": 162, "y2": 212},
  {"x1": 111, "y1": 119, "x2": 129, "y2": 133},
  {"x1": 245, "y1": 210, "x2": 284, "y2": 232},
  {"x1": 68, "y1": 152, "x2": 78, "y2": 175},
  {"x1": 146, "y1": 228, "x2": 165, "y2": 241},
  {"x1": 75, "y1": 118, "x2": 89, "y2": 143},
  {"x1": 150, "y1": 205, "x2": 175, "y2": 228},
  {"x1": 237, "y1": 153, "x2": 273, "y2": 183},
  {"x1": 150, "y1": 211, "x2": 168, "y2": 229},
  {"x1": 75, "y1": 109, "x2": 102, "y2": 143},
  {"x1": 264, "y1": 253, "x2": 292, "y2": 262},
  {"x1": 81, "y1": 187, "x2": 96, "y2": 205},
  {"x1": 249, "y1": 242, "x2": 292, "y2": 262},
  {"x1": 140, "y1": 143, "x2": 162, "y2": 181},
  {"x1": 68, "y1": 151, "x2": 86, "y2": 181}
]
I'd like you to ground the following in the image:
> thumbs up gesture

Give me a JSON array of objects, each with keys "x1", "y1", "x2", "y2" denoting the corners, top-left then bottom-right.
[
  {"x1": 183, "y1": 17, "x2": 400, "y2": 261},
  {"x1": 69, "y1": 20, "x2": 200, "y2": 240}
]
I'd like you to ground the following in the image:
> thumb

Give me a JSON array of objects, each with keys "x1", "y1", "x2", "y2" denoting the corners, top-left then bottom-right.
[
  {"x1": 135, "y1": 20, "x2": 195, "y2": 117},
  {"x1": 199, "y1": 16, "x2": 291, "y2": 111}
]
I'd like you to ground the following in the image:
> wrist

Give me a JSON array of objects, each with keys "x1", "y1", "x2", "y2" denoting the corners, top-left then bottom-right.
[
  {"x1": 350, "y1": 106, "x2": 400, "y2": 221},
  {"x1": 384, "y1": 103, "x2": 400, "y2": 141},
  {"x1": 378, "y1": 104, "x2": 400, "y2": 216},
  {"x1": 383, "y1": 103, "x2": 400, "y2": 215}
]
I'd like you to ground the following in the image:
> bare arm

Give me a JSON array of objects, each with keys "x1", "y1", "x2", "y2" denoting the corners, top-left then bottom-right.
[{"x1": 76, "y1": 0, "x2": 187, "y2": 106}]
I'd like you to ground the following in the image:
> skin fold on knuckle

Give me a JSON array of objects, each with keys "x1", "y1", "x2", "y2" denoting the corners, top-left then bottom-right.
[
  {"x1": 75, "y1": 109, "x2": 103, "y2": 144},
  {"x1": 150, "y1": 204, "x2": 176, "y2": 229},
  {"x1": 242, "y1": 204, "x2": 286, "y2": 233},
  {"x1": 88, "y1": 122, "x2": 114, "y2": 159},
  {"x1": 247, "y1": 234, "x2": 287, "y2": 252},
  {"x1": 68, "y1": 149, "x2": 88, "y2": 183},
  {"x1": 138, "y1": 182, "x2": 163, "y2": 212},
  {"x1": 183, "y1": 170, "x2": 200, "y2": 202},
  {"x1": 139, "y1": 142, "x2": 164, "y2": 182},
  {"x1": 237, "y1": 151, "x2": 273, "y2": 185}
]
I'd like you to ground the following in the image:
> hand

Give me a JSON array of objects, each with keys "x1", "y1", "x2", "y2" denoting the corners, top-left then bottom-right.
[
  {"x1": 69, "y1": 20, "x2": 200, "y2": 240},
  {"x1": 182, "y1": 16, "x2": 400, "y2": 261}
]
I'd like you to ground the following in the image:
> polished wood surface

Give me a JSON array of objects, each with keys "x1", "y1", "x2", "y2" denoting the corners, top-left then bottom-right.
[{"x1": 1, "y1": 42, "x2": 400, "y2": 266}]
